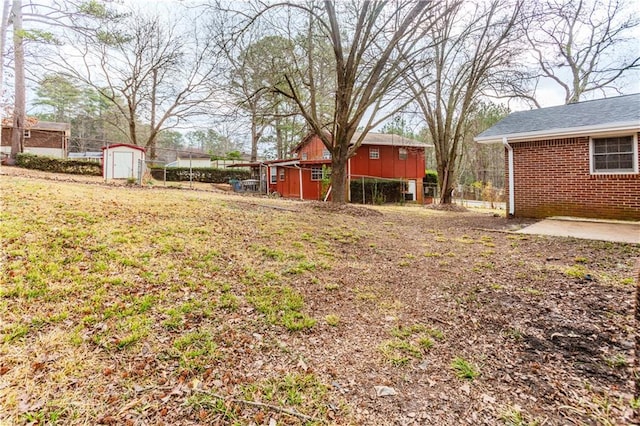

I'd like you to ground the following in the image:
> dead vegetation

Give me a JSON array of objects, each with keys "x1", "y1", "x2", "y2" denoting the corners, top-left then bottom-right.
[{"x1": 0, "y1": 171, "x2": 638, "y2": 425}]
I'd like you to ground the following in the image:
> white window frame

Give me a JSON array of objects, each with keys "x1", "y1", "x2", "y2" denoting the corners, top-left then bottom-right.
[
  {"x1": 322, "y1": 149, "x2": 331, "y2": 160},
  {"x1": 311, "y1": 166, "x2": 323, "y2": 181},
  {"x1": 270, "y1": 167, "x2": 277, "y2": 184},
  {"x1": 589, "y1": 134, "x2": 638, "y2": 174},
  {"x1": 279, "y1": 168, "x2": 285, "y2": 181},
  {"x1": 399, "y1": 148, "x2": 408, "y2": 160},
  {"x1": 369, "y1": 147, "x2": 379, "y2": 159},
  {"x1": 23, "y1": 129, "x2": 31, "y2": 138},
  {"x1": 301, "y1": 152, "x2": 308, "y2": 160}
]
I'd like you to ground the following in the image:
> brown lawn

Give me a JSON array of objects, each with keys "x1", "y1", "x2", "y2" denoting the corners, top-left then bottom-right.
[{"x1": 0, "y1": 167, "x2": 638, "y2": 425}]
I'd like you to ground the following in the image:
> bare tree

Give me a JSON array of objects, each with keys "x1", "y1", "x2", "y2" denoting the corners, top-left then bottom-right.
[
  {"x1": 225, "y1": 35, "x2": 297, "y2": 162},
  {"x1": 248, "y1": 1, "x2": 439, "y2": 203},
  {"x1": 56, "y1": 6, "x2": 222, "y2": 159},
  {"x1": 409, "y1": 0, "x2": 525, "y2": 204},
  {"x1": 525, "y1": 0, "x2": 640, "y2": 105},
  {"x1": 9, "y1": 0, "x2": 24, "y2": 161}
]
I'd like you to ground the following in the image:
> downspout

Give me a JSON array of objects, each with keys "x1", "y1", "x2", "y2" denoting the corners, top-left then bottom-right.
[
  {"x1": 347, "y1": 158, "x2": 351, "y2": 202},
  {"x1": 502, "y1": 137, "x2": 515, "y2": 217},
  {"x1": 298, "y1": 166, "x2": 303, "y2": 200}
]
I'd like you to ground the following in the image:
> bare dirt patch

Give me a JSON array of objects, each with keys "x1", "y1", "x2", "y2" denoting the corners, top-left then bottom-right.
[{"x1": 0, "y1": 171, "x2": 637, "y2": 425}]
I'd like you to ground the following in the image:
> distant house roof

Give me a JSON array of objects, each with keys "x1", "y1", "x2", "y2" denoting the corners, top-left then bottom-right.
[
  {"x1": 3, "y1": 120, "x2": 71, "y2": 133},
  {"x1": 177, "y1": 152, "x2": 211, "y2": 160},
  {"x1": 475, "y1": 93, "x2": 640, "y2": 143}
]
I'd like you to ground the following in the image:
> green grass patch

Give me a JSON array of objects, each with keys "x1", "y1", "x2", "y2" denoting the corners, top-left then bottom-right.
[
  {"x1": 248, "y1": 286, "x2": 316, "y2": 331},
  {"x1": 451, "y1": 356, "x2": 480, "y2": 380}
]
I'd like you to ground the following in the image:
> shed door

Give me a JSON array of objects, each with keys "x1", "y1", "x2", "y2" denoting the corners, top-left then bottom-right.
[
  {"x1": 407, "y1": 180, "x2": 417, "y2": 201},
  {"x1": 113, "y1": 151, "x2": 133, "y2": 178}
]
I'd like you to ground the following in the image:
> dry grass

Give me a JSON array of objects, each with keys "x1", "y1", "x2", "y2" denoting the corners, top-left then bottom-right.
[{"x1": 0, "y1": 172, "x2": 638, "y2": 425}]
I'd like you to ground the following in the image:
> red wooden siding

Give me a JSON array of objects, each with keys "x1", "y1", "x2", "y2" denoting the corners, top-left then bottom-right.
[
  {"x1": 350, "y1": 145, "x2": 424, "y2": 180},
  {"x1": 271, "y1": 134, "x2": 427, "y2": 202}
]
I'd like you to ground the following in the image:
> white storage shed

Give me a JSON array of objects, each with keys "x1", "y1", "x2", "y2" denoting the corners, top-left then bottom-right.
[{"x1": 102, "y1": 144, "x2": 146, "y2": 180}]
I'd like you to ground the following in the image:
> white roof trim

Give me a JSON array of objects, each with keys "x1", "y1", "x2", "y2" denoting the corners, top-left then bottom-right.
[
  {"x1": 269, "y1": 159, "x2": 300, "y2": 167},
  {"x1": 475, "y1": 120, "x2": 640, "y2": 144}
]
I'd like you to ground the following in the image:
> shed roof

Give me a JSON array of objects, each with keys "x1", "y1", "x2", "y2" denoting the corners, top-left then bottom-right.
[
  {"x1": 475, "y1": 93, "x2": 640, "y2": 143},
  {"x1": 101, "y1": 143, "x2": 146, "y2": 152}
]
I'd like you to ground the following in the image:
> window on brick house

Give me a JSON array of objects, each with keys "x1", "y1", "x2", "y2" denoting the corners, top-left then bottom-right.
[
  {"x1": 369, "y1": 148, "x2": 379, "y2": 159},
  {"x1": 590, "y1": 135, "x2": 637, "y2": 173},
  {"x1": 399, "y1": 148, "x2": 408, "y2": 160},
  {"x1": 270, "y1": 167, "x2": 277, "y2": 183},
  {"x1": 322, "y1": 149, "x2": 331, "y2": 160},
  {"x1": 23, "y1": 130, "x2": 30, "y2": 138},
  {"x1": 279, "y1": 169, "x2": 285, "y2": 181},
  {"x1": 301, "y1": 152, "x2": 308, "y2": 160}
]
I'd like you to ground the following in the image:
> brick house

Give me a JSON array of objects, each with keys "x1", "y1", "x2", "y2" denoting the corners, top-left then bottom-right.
[
  {"x1": 1, "y1": 121, "x2": 70, "y2": 158},
  {"x1": 267, "y1": 132, "x2": 430, "y2": 202},
  {"x1": 475, "y1": 94, "x2": 639, "y2": 220}
]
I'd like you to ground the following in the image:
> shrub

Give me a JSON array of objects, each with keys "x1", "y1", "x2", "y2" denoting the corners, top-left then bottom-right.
[
  {"x1": 424, "y1": 169, "x2": 438, "y2": 185},
  {"x1": 16, "y1": 153, "x2": 102, "y2": 176},
  {"x1": 149, "y1": 166, "x2": 251, "y2": 183},
  {"x1": 350, "y1": 178, "x2": 405, "y2": 204}
]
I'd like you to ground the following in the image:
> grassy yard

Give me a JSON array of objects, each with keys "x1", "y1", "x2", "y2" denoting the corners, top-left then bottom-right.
[{"x1": 0, "y1": 173, "x2": 638, "y2": 425}]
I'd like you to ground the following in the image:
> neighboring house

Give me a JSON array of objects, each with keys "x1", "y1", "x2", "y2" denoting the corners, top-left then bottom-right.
[
  {"x1": 102, "y1": 144, "x2": 146, "y2": 180},
  {"x1": 475, "y1": 94, "x2": 639, "y2": 220},
  {"x1": 1, "y1": 121, "x2": 70, "y2": 158},
  {"x1": 268, "y1": 132, "x2": 430, "y2": 202},
  {"x1": 166, "y1": 153, "x2": 212, "y2": 168}
]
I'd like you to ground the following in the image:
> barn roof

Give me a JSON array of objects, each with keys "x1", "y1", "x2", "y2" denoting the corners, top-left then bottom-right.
[
  {"x1": 475, "y1": 93, "x2": 640, "y2": 143},
  {"x1": 292, "y1": 131, "x2": 431, "y2": 153}
]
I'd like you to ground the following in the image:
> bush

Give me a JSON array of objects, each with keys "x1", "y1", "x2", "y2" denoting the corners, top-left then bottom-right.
[
  {"x1": 149, "y1": 167, "x2": 251, "y2": 183},
  {"x1": 16, "y1": 153, "x2": 102, "y2": 176},
  {"x1": 350, "y1": 178, "x2": 405, "y2": 204},
  {"x1": 424, "y1": 170, "x2": 438, "y2": 184}
]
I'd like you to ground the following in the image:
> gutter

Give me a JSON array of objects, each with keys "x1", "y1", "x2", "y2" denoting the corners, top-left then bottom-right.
[
  {"x1": 503, "y1": 137, "x2": 515, "y2": 217},
  {"x1": 476, "y1": 120, "x2": 640, "y2": 144}
]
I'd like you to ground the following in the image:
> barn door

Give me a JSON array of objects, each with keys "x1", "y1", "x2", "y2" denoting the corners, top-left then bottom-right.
[{"x1": 113, "y1": 152, "x2": 133, "y2": 178}]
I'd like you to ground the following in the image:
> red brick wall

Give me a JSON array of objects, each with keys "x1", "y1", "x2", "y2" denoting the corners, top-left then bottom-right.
[
  {"x1": 1, "y1": 127, "x2": 65, "y2": 149},
  {"x1": 505, "y1": 134, "x2": 640, "y2": 220}
]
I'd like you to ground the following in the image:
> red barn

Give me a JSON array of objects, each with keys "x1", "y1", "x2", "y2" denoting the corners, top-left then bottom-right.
[{"x1": 268, "y1": 132, "x2": 430, "y2": 202}]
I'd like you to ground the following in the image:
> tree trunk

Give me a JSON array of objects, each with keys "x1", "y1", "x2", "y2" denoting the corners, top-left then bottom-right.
[
  {"x1": 146, "y1": 131, "x2": 157, "y2": 161},
  {"x1": 10, "y1": 0, "x2": 24, "y2": 162},
  {"x1": 0, "y1": 1, "x2": 11, "y2": 124},
  {"x1": 275, "y1": 117, "x2": 283, "y2": 159},
  {"x1": 438, "y1": 163, "x2": 455, "y2": 204},
  {"x1": 330, "y1": 156, "x2": 347, "y2": 203}
]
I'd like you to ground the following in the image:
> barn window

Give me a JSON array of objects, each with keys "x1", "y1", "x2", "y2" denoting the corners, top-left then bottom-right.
[
  {"x1": 270, "y1": 167, "x2": 277, "y2": 183},
  {"x1": 399, "y1": 148, "x2": 408, "y2": 160},
  {"x1": 322, "y1": 149, "x2": 331, "y2": 160},
  {"x1": 590, "y1": 135, "x2": 637, "y2": 173},
  {"x1": 23, "y1": 129, "x2": 31, "y2": 138},
  {"x1": 311, "y1": 166, "x2": 323, "y2": 181},
  {"x1": 369, "y1": 148, "x2": 379, "y2": 159},
  {"x1": 301, "y1": 152, "x2": 308, "y2": 160},
  {"x1": 279, "y1": 168, "x2": 285, "y2": 181}
]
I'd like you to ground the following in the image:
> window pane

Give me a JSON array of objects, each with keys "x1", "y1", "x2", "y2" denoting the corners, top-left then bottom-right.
[
  {"x1": 593, "y1": 141, "x2": 607, "y2": 154},
  {"x1": 619, "y1": 155, "x2": 633, "y2": 169},
  {"x1": 592, "y1": 136, "x2": 635, "y2": 172},
  {"x1": 618, "y1": 140, "x2": 633, "y2": 153}
]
